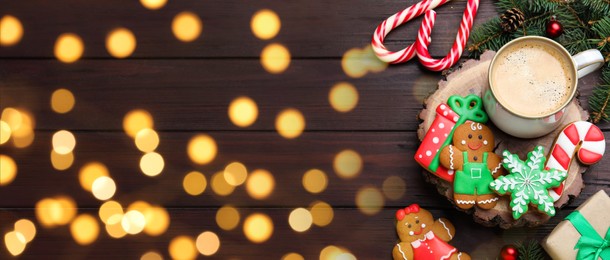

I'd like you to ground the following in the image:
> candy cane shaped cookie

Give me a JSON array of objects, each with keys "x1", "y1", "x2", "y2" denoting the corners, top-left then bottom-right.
[{"x1": 546, "y1": 121, "x2": 606, "y2": 201}]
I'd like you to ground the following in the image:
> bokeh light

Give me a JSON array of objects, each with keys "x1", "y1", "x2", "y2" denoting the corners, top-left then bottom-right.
[
  {"x1": 320, "y1": 245, "x2": 351, "y2": 260},
  {"x1": 243, "y1": 213, "x2": 273, "y2": 243},
  {"x1": 169, "y1": 236, "x2": 197, "y2": 260},
  {"x1": 4, "y1": 231, "x2": 26, "y2": 256},
  {"x1": 50, "y1": 88, "x2": 75, "y2": 114},
  {"x1": 2, "y1": 108, "x2": 22, "y2": 131},
  {"x1": 35, "y1": 196, "x2": 77, "y2": 227},
  {"x1": 302, "y1": 169, "x2": 328, "y2": 194},
  {"x1": 79, "y1": 162, "x2": 109, "y2": 191},
  {"x1": 275, "y1": 108, "x2": 305, "y2": 139},
  {"x1": 0, "y1": 120, "x2": 11, "y2": 144},
  {"x1": 106, "y1": 28, "x2": 136, "y2": 58},
  {"x1": 282, "y1": 253, "x2": 305, "y2": 260},
  {"x1": 183, "y1": 171, "x2": 207, "y2": 196},
  {"x1": 50, "y1": 150, "x2": 74, "y2": 170},
  {"x1": 211, "y1": 171, "x2": 235, "y2": 196},
  {"x1": 333, "y1": 149, "x2": 362, "y2": 179},
  {"x1": 196, "y1": 231, "x2": 220, "y2": 256},
  {"x1": 288, "y1": 208, "x2": 313, "y2": 232},
  {"x1": 337, "y1": 252, "x2": 357, "y2": 260},
  {"x1": 329, "y1": 82, "x2": 359, "y2": 113},
  {"x1": 3, "y1": 108, "x2": 35, "y2": 148},
  {"x1": 0, "y1": 155, "x2": 17, "y2": 185},
  {"x1": 52, "y1": 130, "x2": 76, "y2": 155},
  {"x1": 70, "y1": 214, "x2": 99, "y2": 245},
  {"x1": 342, "y1": 45, "x2": 387, "y2": 78},
  {"x1": 141, "y1": 251, "x2": 164, "y2": 260},
  {"x1": 228, "y1": 96, "x2": 258, "y2": 127},
  {"x1": 0, "y1": 15, "x2": 23, "y2": 46},
  {"x1": 105, "y1": 214, "x2": 127, "y2": 239},
  {"x1": 251, "y1": 9, "x2": 281, "y2": 40},
  {"x1": 382, "y1": 175, "x2": 406, "y2": 200},
  {"x1": 127, "y1": 201, "x2": 152, "y2": 214},
  {"x1": 123, "y1": 109, "x2": 154, "y2": 138},
  {"x1": 172, "y1": 12, "x2": 202, "y2": 42},
  {"x1": 91, "y1": 176, "x2": 116, "y2": 201},
  {"x1": 14, "y1": 219, "x2": 36, "y2": 243},
  {"x1": 99, "y1": 200, "x2": 123, "y2": 224},
  {"x1": 261, "y1": 43, "x2": 291, "y2": 74},
  {"x1": 122, "y1": 210, "x2": 146, "y2": 235},
  {"x1": 143, "y1": 206, "x2": 170, "y2": 236},
  {"x1": 135, "y1": 128, "x2": 160, "y2": 152},
  {"x1": 140, "y1": 0, "x2": 167, "y2": 10},
  {"x1": 54, "y1": 33, "x2": 84, "y2": 63},
  {"x1": 140, "y1": 152, "x2": 164, "y2": 176},
  {"x1": 216, "y1": 205, "x2": 240, "y2": 231},
  {"x1": 309, "y1": 201, "x2": 334, "y2": 227},
  {"x1": 224, "y1": 161, "x2": 248, "y2": 186},
  {"x1": 246, "y1": 169, "x2": 275, "y2": 200},
  {"x1": 187, "y1": 134, "x2": 217, "y2": 165},
  {"x1": 356, "y1": 186, "x2": 384, "y2": 215}
]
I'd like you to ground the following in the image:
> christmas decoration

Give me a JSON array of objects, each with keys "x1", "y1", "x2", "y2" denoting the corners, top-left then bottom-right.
[
  {"x1": 500, "y1": 8, "x2": 525, "y2": 32},
  {"x1": 546, "y1": 17, "x2": 564, "y2": 38},
  {"x1": 499, "y1": 244, "x2": 519, "y2": 260},
  {"x1": 515, "y1": 240, "x2": 545, "y2": 260}
]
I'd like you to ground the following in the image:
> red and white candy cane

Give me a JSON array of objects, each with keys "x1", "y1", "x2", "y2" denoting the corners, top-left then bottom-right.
[{"x1": 546, "y1": 121, "x2": 606, "y2": 201}]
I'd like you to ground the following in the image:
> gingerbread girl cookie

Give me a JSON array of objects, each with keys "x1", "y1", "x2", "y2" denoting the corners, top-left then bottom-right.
[
  {"x1": 392, "y1": 204, "x2": 471, "y2": 260},
  {"x1": 439, "y1": 122, "x2": 505, "y2": 209}
]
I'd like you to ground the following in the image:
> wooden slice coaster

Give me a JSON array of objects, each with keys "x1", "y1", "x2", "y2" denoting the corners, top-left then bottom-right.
[{"x1": 417, "y1": 51, "x2": 588, "y2": 229}]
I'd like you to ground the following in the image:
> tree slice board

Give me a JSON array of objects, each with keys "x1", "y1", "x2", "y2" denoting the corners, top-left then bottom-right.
[{"x1": 417, "y1": 51, "x2": 588, "y2": 229}]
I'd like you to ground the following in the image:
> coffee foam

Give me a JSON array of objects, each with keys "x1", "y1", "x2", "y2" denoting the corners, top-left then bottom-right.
[{"x1": 491, "y1": 41, "x2": 574, "y2": 117}]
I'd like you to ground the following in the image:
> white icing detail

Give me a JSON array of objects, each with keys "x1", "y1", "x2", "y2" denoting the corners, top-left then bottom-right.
[
  {"x1": 478, "y1": 197, "x2": 499, "y2": 204},
  {"x1": 425, "y1": 150, "x2": 432, "y2": 156},
  {"x1": 448, "y1": 169, "x2": 454, "y2": 176},
  {"x1": 443, "y1": 111, "x2": 448, "y2": 116},
  {"x1": 491, "y1": 162, "x2": 502, "y2": 175},
  {"x1": 421, "y1": 223, "x2": 426, "y2": 229},
  {"x1": 440, "y1": 248, "x2": 457, "y2": 260},
  {"x1": 470, "y1": 122, "x2": 476, "y2": 130},
  {"x1": 409, "y1": 231, "x2": 414, "y2": 236},
  {"x1": 453, "y1": 116, "x2": 459, "y2": 122},
  {"x1": 440, "y1": 104, "x2": 446, "y2": 110},
  {"x1": 396, "y1": 243, "x2": 408, "y2": 260},
  {"x1": 439, "y1": 123, "x2": 445, "y2": 129},
  {"x1": 432, "y1": 128, "x2": 435, "y2": 132},
  {"x1": 433, "y1": 137, "x2": 439, "y2": 144},
  {"x1": 483, "y1": 140, "x2": 488, "y2": 145},
  {"x1": 460, "y1": 140, "x2": 466, "y2": 145},
  {"x1": 449, "y1": 146, "x2": 455, "y2": 170},
  {"x1": 457, "y1": 252, "x2": 463, "y2": 260},
  {"x1": 477, "y1": 123, "x2": 482, "y2": 130},
  {"x1": 411, "y1": 239, "x2": 422, "y2": 248},
  {"x1": 425, "y1": 231, "x2": 434, "y2": 239},
  {"x1": 419, "y1": 154, "x2": 423, "y2": 159},
  {"x1": 456, "y1": 200, "x2": 476, "y2": 204},
  {"x1": 438, "y1": 219, "x2": 452, "y2": 239}
]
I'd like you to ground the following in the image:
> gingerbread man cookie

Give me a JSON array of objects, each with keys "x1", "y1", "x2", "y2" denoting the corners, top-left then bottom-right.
[
  {"x1": 439, "y1": 122, "x2": 505, "y2": 209},
  {"x1": 392, "y1": 204, "x2": 471, "y2": 260}
]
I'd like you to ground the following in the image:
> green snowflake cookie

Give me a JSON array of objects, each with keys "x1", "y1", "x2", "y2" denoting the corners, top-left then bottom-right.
[{"x1": 489, "y1": 146, "x2": 567, "y2": 219}]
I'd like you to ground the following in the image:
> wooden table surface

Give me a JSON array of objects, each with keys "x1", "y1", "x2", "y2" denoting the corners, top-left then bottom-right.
[{"x1": 1, "y1": 1, "x2": 609, "y2": 259}]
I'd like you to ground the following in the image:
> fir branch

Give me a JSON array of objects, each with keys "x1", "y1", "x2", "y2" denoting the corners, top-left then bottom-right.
[{"x1": 516, "y1": 240, "x2": 545, "y2": 260}]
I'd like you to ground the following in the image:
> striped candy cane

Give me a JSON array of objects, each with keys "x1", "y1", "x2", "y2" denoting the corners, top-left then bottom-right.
[{"x1": 546, "y1": 121, "x2": 606, "y2": 201}]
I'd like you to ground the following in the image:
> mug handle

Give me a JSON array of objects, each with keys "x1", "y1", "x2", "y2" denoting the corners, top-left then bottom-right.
[{"x1": 572, "y1": 49, "x2": 605, "y2": 78}]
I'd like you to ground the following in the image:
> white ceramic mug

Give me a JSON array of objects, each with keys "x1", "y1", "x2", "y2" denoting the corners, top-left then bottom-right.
[{"x1": 483, "y1": 36, "x2": 604, "y2": 138}]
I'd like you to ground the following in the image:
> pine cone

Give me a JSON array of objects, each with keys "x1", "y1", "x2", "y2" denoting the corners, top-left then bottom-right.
[{"x1": 500, "y1": 8, "x2": 525, "y2": 32}]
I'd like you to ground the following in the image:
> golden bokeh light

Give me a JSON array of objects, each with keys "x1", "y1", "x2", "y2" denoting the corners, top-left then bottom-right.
[
  {"x1": 342, "y1": 46, "x2": 387, "y2": 78},
  {"x1": 0, "y1": 155, "x2": 17, "y2": 186},
  {"x1": 122, "y1": 210, "x2": 146, "y2": 235},
  {"x1": 275, "y1": 108, "x2": 305, "y2": 139},
  {"x1": 246, "y1": 169, "x2": 275, "y2": 200},
  {"x1": 135, "y1": 128, "x2": 160, "y2": 152},
  {"x1": 143, "y1": 205, "x2": 170, "y2": 236},
  {"x1": 127, "y1": 201, "x2": 152, "y2": 214},
  {"x1": 329, "y1": 82, "x2": 359, "y2": 113},
  {"x1": 382, "y1": 175, "x2": 406, "y2": 200},
  {"x1": 35, "y1": 196, "x2": 77, "y2": 227},
  {"x1": 302, "y1": 169, "x2": 327, "y2": 194},
  {"x1": 123, "y1": 109, "x2": 154, "y2": 138},
  {"x1": 211, "y1": 171, "x2": 235, "y2": 196},
  {"x1": 99, "y1": 200, "x2": 123, "y2": 224},
  {"x1": 187, "y1": 134, "x2": 217, "y2": 165},
  {"x1": 0, "y1": 120, "x2": 11, "y2": 144},
  {"x1": 169, "y1": 236, "x2": 197, "y2": 260},
  {"x1": 261, "y1": 43, "x2": 291, "y2": 74},
  {"x1": 228, "y1": 96, "x2": 259, "y2": 127},
  {"x1": 309, "y1": 201, "x2": 334, "y2": 227},
  {"x1": 243, "y1": 213, "x2": 273, "y2": 243},
  {"x1": 288, "y1": 208, "x2": 313, "y2": 232},
  {"x1": 52, "y1": 130, "x2": 76, "y2": 155},
  {"x1": 224, "y1": 161, "x2": 248, "y2": 186},
  {"x1": 356, "y1": 186, "x2": 385, "y2": 215},
  {"x1": 320, "y1": 245, "x2": 351, "y2": 260},
  {"x1": 54, "y1": 33, "x2": 84, "y2": 63},
  {"x1": 70, "y1": 214, "x2": 99, "y2": 245},
  {"x1": 183, "y1": 171, "x2": 207, "y2": 196},
  {"x1": 172, "y1": 12, "x2": 202, "y2": 42},
  {"x1": 196, "y1": 231, "x2": 220, "y2": 256},
  {"x1": 79, "y1": 162, "x2": 109, "y2": 191},
  {"x1": 333, "y1": 149, "x2": 362, "y2": 179},
  {"x1": 5, "y1": 108, "x2": 35, "y2": 148},
  {"x1": 14, "y1": 219, "x2": 36, "y2": 243},
  {"x1": 105, "y1": 214, "x2": 127, "y2": 239},
  {"x1": 106, "y1": 28, "x2": 136, "y2": 58},
  {"x1": 282, "y1": 253, "x2": 305, "y2": 260},
  {"x1": 50, "y1": 88, "x2": 75, "y2": 114},
  {"x1": 338, "y1": 252, "x2": 357, "y2": 260},
  {"x1": 4, "y1": 231, "x2": 26, "y2": 256},
  {"x1": 216, "y1": 205, "x2": 240, "y2": 231},
  {"x1": 141, "y1": 251, "x2": 164, "y2": 260},
  {"x1": 0, "y1": 15, "x2": 23, "y2": 46},
  {"x1": 140, "y1": 0, "x2": 167, "y2": 10},
  {"x1": 251, "y1": 9, "x2": 281, "y2": 40},
  {"x1": 2, "y1": 108, "x2": 22, "y2": 131},
  {"x1": 51, "y1": 150, "x2": 74, "y2": 171},
  {"x1": 92, "y1": 176, "x2": 116, "y2": 201},
  {"x1": 140, "y1": 152, "x2": 165, "y2": 176}
]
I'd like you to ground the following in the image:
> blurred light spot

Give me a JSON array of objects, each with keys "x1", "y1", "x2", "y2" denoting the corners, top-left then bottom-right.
[
  {"x1": 333, "y1": 149, "x2": 362, "y2": 179},
  {"x1": 50, "y1": 150, "x2": 74, "y2": 171},
  {"x1": 183, "y1": 171, "x2": 207, "y2": 196},
  {"x1": 302, "y1": 169, "x2": 327, "y2": 194},
  {"x1": 246, "y1": 169, "x2": 275, "y2": 200},
  {"x1": 211, "y1": 171, "x2": 235, "y2": 196},
  {"x1": 141, "y1": 251, "x2": 164, "y2": 260},
  {"x1": 106, "y1": 28, "x2": 136, "y2": 58},
  {"x1": 169, "y1": 236, "x2": 197, "y2": 260},
  {"x1": 251, "y1": 9, "x2": 281, "y2": 40},
  {"x1": 261, "y1": 43, "x2": 290, "y2": 74},
  {"x1": 123, "y1": 109, "x2": 154, "y2": 138},
  {"x1": 12, "y1": 132, "x2": 34, "y2": 148},
  {"x1": 122, "y1": 210, "x2": 146, "y2": 235},
  {"x1": 36, "y1": 197, "x2": 77, "y2": 227},
  {"x1": 127, "y1": 201, "x2": 151, "y2": 214},
  {"x1": 0, "y1": 120, "x2": 12, "y2": 144},
  {"x1": 243, "y1": 213, "x2": 273, "y2": 243},
  {"x1": 79, "y1": 162, "x2": 109, "y2": 192},
  {"x1": 329, "y1": 82, "x2": 359, "y2": 113},
  {"x1": 4, "y1": 231, "x2": 26, "y2": 256},
  {"x1": 275, "y1": 108, "x2": 305, "y2": 139},
  {"x1": 282, "y1": 253, "x2": 304, "y2": 260},
  {"x1": 54, "y1": 33, "x2": 84, "y2": 63},
  {"x1": 382, "y1": 176, "x2": 406, "y2": 200},
  {"x1": 14, "y1": 219, "x2": 36, "y2": 243},
  {"x1": 187, "y1": 134, "x2": 217, "y2": 165},
  {"x1": 105, "y1": 214, "x2": 127, "y2": 239},
  {"x1": 52, "y1": 130, "x2": 76, "y2": 155},
  {"x1": 0, "y1": 155, "x2": 17, "y2": 185},
  {"x1": 196, "y1": 231, "x2": 220, "y2": 256},
  {"x1": 228, "y1": 96, "x2": 258, "y2": 127},
  {"x1": 288, "y1": 208, "x2": 313, "y2": 232},
  {"x1": 216, "y1": 205, "x2": 240, "y2": 231},
  {"x1": 172, "y1": 12, "x2": 202, "y2": 42},
  {"x1": 70, "y1": 214, "x2": 99, "y2": 245},
  {"x1": 309, "y1": 201, "x2": 333, "y2": 227},
  {"x1": 342, "y1": 45, "x2": 387, "y2": 78},
  {"x1": 0, "y1": 15, "x2": 23, "y2": 46},
  {"x1": 320, "y1": 245, "x2": 345, "y2": 260},
  {"x1": 337, "y1": 252, "x2": 357, "y2": 260},
  {"x1": 99, "y1": 200, "x2": 123, "y2": 224},
  {"x1": 143, "y1": 206, "x2": 170, "y2": 236},
  {"x1": 92, "y1": 176, "x2": 116, "y2": 201},
  {"x1": 5, "y1": 109, "x2": 35, "y2": 148},
  {"x1": 140, "y1": 152, "x2": 164, "y2": 176},
  {"x1": 140, "y1": 0, "x2": 166, "y2": 10},
  {"x1": 50, "y1": 88, "x2": 75, "y2": 114},
  {"x1": 1, "y1": 108, "x2": 22, "y2": 131},
  {"x1": 224, "y1": 161, "x2": 248, "y2": 186},
  {"x1": 135, "y1": 128, "x2": 160, "y2": 152},
  {"x1": 356, "y1": 186, "x2": 384, "y2": 215}
]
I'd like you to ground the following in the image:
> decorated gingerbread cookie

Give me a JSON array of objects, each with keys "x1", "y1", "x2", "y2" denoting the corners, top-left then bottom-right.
[
  {"x1": 438, "y1": 122, "x2": 505, "y2": 210},
  {"x1": 392, "y1": 204, "x2": 471, "y2": 260}
]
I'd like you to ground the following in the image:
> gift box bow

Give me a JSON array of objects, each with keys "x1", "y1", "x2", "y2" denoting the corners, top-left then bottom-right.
[{"x1": 566, "y1": 211, "x2": 610, "y2": 260}]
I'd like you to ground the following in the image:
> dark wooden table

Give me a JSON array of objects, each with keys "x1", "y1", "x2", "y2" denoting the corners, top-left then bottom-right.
[{"x1": 1, "y1": 1, "x2": 609, "y2": 259}]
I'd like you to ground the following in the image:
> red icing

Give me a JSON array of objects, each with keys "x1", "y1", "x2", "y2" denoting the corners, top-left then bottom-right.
[
  {"x1": 584, "y1": 125, "x2": 604, "y2": 142},
  {"x1": 563, "y1": 124, "x2": 580, "y2": 145},
  {"x1": 551, "y1": 144, "x2": 571, "y2": 170},
  {"x1": 406, "y1": 204, "x2": 420, "y2": 214},
  {"x1": 415, "y1": 103, "x2": 458, "y2": 182},
  {"x1": 578, "y1": 149, "x2": 603, "y2": 164},
  {"x1": 412, "y1": 232, "x2": 457, "y2": 260},
  {"x1": 467, "y1": 142, "x2": 482, "y2": 150},
  {"x1": 396, "y1": 209, "x2": 406, "y2": 220},
  {"x1": 552, "y1": 182, "x2": 564, "y2": 197}
]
